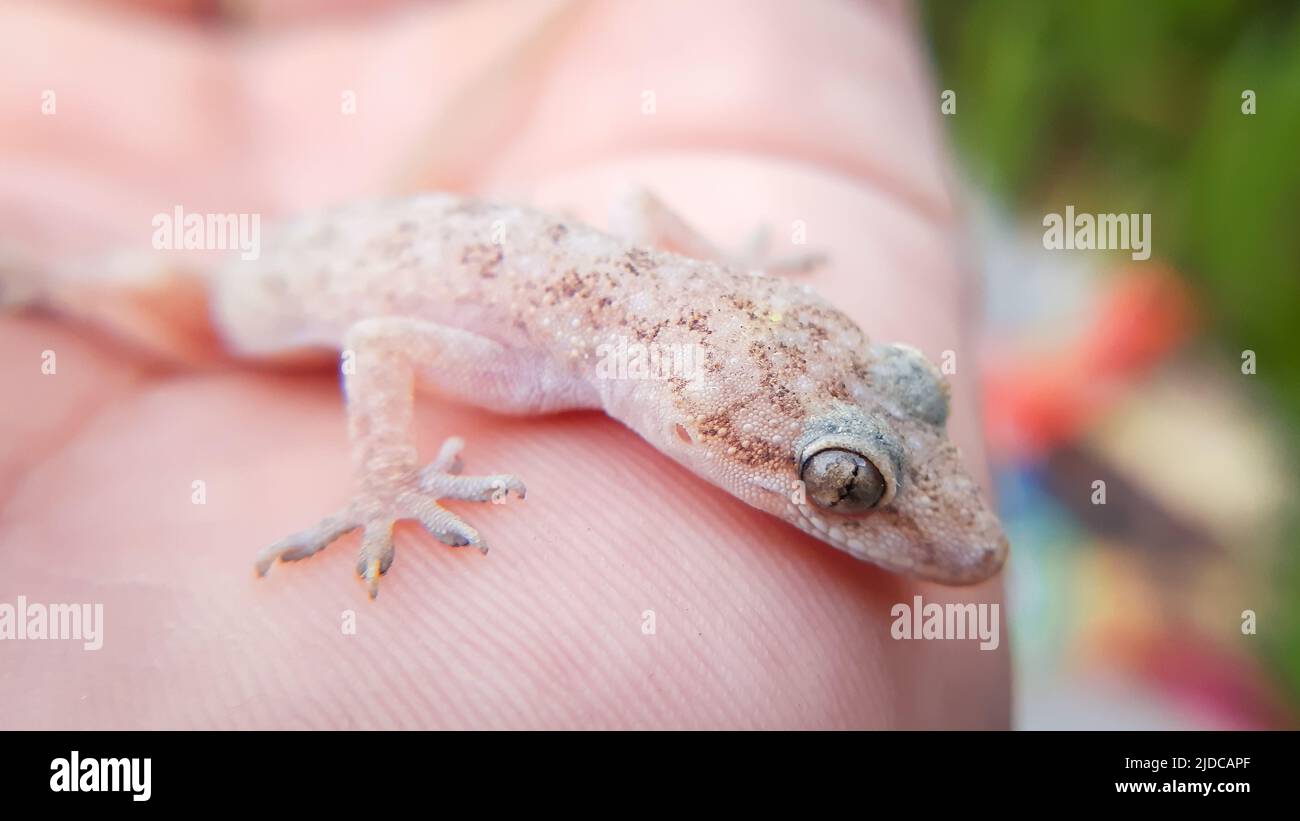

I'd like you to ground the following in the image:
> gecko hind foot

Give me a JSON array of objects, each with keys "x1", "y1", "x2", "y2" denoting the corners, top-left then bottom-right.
[
  {"x1": 254, "y1": 438, "x2": 525, "y2": 599},
  {"x1": 732, "y1": 223, "x2": 828, "y2": 276}
]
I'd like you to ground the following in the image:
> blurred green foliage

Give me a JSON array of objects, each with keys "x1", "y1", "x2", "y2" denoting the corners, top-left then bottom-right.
[{"x1": 921, "y1": 0, "x2": 1300, "y2": 710}]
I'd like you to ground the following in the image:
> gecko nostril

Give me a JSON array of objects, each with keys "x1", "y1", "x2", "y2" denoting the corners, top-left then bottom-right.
[{"x1": 674, "y1": 423, "x2": 694, "y2": 444}]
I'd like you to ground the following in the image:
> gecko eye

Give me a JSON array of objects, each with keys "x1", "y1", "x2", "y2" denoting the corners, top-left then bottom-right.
[{"x1": 801, "y1": 449, "x2": 886, "y2": 514}]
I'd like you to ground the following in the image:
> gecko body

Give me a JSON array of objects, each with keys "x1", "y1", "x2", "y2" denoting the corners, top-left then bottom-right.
[
  {"x1": 6, "y1": 191, "x2": 1008, "y2": 595},
  {"x1": 205, "y1": 192, "x2": 1007, "y2": 593}
]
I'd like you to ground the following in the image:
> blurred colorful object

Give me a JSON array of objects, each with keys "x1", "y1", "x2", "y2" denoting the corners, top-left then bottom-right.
[
  {"x1": 923, "y1": 0, "x2": 1300, "y2": 725},
  {"x1": 984, "y1": 266, "x2": 1196, "y2": 460}
]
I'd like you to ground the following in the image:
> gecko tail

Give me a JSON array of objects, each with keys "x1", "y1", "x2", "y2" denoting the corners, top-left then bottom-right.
[{"x1": 0, "y1": 241, "x2": 226, "y2": 366}]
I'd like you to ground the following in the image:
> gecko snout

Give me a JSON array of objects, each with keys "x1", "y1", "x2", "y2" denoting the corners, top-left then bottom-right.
[{"x1": 800, "y1": 449, "x2": 886, "y2": 514}]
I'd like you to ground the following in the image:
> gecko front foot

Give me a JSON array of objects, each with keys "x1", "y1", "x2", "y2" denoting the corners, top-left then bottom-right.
[{"x1": 254, "y1": 437, "x2": 526, "y2": 599}]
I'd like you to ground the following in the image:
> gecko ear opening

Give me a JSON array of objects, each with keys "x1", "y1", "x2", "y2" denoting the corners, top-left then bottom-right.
[
  {"x1": 870, "y1": 343, "x2": 950, "y2": 427},
  {"x1": 800, "y1": 449, "x2": 885, "y2": 514}
]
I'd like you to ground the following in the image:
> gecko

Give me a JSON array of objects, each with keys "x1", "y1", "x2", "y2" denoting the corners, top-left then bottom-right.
[{"x1": 4, "y1": 189, "x2": 1008, "y2": 598}]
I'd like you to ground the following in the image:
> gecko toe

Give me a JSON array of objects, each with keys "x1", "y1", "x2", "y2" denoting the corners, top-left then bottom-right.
[
  {"x1": 508, "y1": 478, "x2": 527, "y2": 499},
  {"x1": 440, "y1": 532, "x2": 471, "y2": 547},
  {"x1": 429, "y1": 436, "x2": 466, "y2": 475},
  {"x1": 254, "y1": 511, "x2": 358, "y2": 580}
]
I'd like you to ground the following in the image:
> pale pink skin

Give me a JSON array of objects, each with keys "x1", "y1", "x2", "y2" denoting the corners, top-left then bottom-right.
[{"x1": 0, "y1": 0, "x2": 1009, "y2": 728}]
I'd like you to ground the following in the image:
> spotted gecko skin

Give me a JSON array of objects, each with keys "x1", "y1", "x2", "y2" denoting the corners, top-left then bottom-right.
[{"x1": 213, "y1": 193, "x2": 1008, "y2": 586}]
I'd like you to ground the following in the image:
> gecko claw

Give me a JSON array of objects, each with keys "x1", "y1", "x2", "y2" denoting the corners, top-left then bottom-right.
[{"x1": 361, "y1": 557, "x2": 383, "y2": 599}]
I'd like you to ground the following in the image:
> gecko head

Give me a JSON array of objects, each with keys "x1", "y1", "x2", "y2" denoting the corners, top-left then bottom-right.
[
  {"x1": 787, "y1": 343, "x2": 1007, "y2": 584},
  {"x1": 671, "y1": 341, "x2": 1007, "y2": 585}
]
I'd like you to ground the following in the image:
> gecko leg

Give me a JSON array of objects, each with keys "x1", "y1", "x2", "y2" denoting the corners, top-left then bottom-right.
[
  {"x1": 254, "y1": 317, "x2": 526, "y2": 598},
  {"x1": 608, "y1": 186, "x2": 827, "y2": 275}
]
